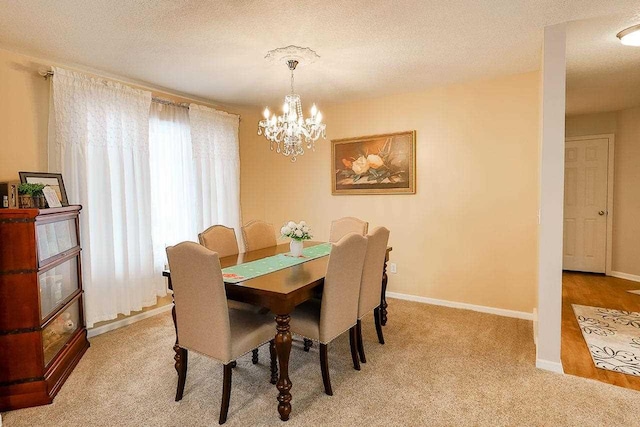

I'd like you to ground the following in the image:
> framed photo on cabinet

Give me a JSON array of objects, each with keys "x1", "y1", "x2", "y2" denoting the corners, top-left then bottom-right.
[
  {"x1": 331, "y1": 130, "x2": 416, "y2": 195},
  {"x1": 19, "y1": 172, "x2": 69, "y2": 206}
]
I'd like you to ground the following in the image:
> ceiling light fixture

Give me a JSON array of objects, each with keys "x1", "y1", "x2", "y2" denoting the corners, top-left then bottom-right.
[
  {"x1": 617, "y1": 24, "x2": 640, "y2": 46},
  {"x1": 258, "y1": 46, "x2": 326, "y2": 162}
]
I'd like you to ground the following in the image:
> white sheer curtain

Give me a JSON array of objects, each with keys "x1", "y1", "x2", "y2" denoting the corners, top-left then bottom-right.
[
  {"x1": 149, "y1": 102, "x2": 198, "y2": 273},
  {"x1": 189, "y1": 105, "x2": 242, "y2": 245},
  {"x1": 49, "y1": 67, "x2": 164, "y2": 327}
]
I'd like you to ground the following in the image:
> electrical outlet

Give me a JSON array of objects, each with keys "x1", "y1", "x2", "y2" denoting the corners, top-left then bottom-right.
[{"x1": 389, "y1": 262, "x2": 397, "y2": 274}]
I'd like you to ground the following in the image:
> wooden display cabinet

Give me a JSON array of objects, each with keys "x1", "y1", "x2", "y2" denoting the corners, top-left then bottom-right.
[{"x1": 0, "y1": 205, "x2": 89, "y2": 411}]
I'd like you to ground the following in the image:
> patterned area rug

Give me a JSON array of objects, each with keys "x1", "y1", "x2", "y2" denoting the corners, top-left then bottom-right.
[{"x1": 573, "y1": 305, "x2": 640, "y2": 376}]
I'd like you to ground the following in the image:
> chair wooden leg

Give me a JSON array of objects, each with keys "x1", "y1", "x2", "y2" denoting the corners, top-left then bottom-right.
[
  {"x1": 356, "y1": 320, "x2": 366, "y2": 363},
  {"x1": 303, "y1": 338, "x2": 313, "y2": 352},
  {"x1": 252, "y1": 348, "x2": 259, "y2": 364},
  {"x1": 374, "y1": 307, "x2": 385, "y2": 345},
  {"x1": 219, "y1": 363, "x2": 233, "y2": 425},
  {"x1": 269, "y1": 339, "x2": 278, "y2": 384},
  {"x1": 175, "y1": 347, "x2": 188, "y2": 401},
  {"x1": 319, "y1": 343, "x2": 333, "y2": 396},
  {"x1": 349, "y1": 326, "x2": 361, "y2": 371}
]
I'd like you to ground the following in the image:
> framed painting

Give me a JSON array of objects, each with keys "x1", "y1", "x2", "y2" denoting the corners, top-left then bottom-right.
[
  {"x1": 19, "y1": 172, "x2": 69, "y2": 206},
  {"x1": 331, "y1": 131, "x2": 416, "y2": 195}
]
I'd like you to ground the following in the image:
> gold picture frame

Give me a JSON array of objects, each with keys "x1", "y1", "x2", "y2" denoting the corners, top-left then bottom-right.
[{"x1": 331, "y1": 131, "x2": 416, "y2": 195}]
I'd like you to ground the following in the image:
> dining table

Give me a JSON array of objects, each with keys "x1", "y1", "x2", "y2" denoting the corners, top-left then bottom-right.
[{"x1": 162, "y1": 240, "x2": 392, "y2": 421}]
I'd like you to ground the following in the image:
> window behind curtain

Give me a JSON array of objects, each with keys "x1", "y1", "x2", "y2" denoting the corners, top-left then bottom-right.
[{"x1": 149, "y1": 102, "x2": 198, "y2": 272}]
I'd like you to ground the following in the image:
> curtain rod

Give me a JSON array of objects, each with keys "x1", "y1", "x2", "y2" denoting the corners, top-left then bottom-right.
[
  {"x1": 39, "y1": 69, "x2": 241, "y2": 120},
  {"x1": 152, "y1": 97, "x2": 189, "y2": 109}
]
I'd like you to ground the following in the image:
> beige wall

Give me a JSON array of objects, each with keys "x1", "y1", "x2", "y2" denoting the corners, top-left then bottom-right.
[
  {"x1": 0, "y1": 48, "x2": 50, "y2": 181},
  {"x1": 565, "y1": 112, "x2": 616, "y2": 137},
  {"x1": 566, "y1": 108, "x2": 640, "y2": 276},
  {"x1": 240, "y1": 71, "x2": 541, "y2": 314}
]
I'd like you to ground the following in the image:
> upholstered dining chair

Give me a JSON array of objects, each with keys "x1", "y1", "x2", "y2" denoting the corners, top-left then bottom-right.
[
  {"x1": 289, "y1": 233, "x2": 368, "y2": 395},
  {"x1": 198, "y1": 225, "x2": 239, "y2": 258},
  {"x1": 198, "y1": 224, "x2": 263, "y2": 329},
  {"x1": 166, "y1": 242, "x2": 276, "y2": 425},
  {"x1": 354, "y1": 227, "x2": 390, "y2": 363},
  {"x1": 328, "y1": 217, "x2": 369, "y2": 242},
  {"x1": 303, "y1": 218, "x2": 368, "y2": 353},
  {"x1": 241, "y1": 220, "x2": 277, "y2": 251}
]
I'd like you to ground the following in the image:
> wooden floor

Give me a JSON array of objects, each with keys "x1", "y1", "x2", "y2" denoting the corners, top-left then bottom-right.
[{"x1": 562, "y1": 271, "x2": 640, "y2": 391}]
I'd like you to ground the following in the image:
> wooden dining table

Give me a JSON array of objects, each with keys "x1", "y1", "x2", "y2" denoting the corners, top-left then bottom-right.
[{"x1": 162, "y1": 241, "x2": 392, "y2": 421}]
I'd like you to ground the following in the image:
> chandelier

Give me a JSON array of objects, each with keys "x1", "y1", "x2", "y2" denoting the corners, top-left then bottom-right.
[{"x1": 258, "y1": 46, "x2": 326, "y2": 162}]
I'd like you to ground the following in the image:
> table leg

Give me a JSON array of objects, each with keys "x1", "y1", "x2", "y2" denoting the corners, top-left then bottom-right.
[
  {"x1": 275, "y1": 314, "x2": 293, "y2": 421},
  {"x1": 380, "y1": 251, "x2": 389, "y2": 326}
]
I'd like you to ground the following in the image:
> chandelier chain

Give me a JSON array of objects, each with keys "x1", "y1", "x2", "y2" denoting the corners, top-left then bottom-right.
[{"x1": 290, "y1": 69, "x2": 294, "y2": 95}]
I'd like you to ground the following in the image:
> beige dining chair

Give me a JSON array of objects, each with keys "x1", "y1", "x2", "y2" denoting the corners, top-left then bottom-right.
[
  {"x1": 303, "y1": 217, "x2": 368, "y2": 353},
  {"x1": 328, "y1": 217, "x2": 369, "y2": 242},
  {"x1": 198, "y1": 224, "x2": 263, "y2": 325},
  {"x1": 198, "y1": 225, "x2": 239, "y2": 258},
  {"x1": 289, "y1": 233, "x2": 368, "y2": 395},
  {"x1": 241, "y1": 220, "x2": 277, "y2": 251},
  {"x1": 166, "y1": 242, "x2": 276, "y2": 425},
  {"x1": 354, "y1": 227, "x2": 390, "y2": 363}
]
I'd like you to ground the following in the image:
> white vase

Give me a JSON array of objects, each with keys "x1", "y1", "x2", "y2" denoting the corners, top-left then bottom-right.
[{"x1": 290, "y1": 239, "x2": 304, "y2": 257}]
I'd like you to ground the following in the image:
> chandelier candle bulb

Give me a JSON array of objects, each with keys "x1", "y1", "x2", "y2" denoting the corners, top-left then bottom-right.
[{"x1": 263, "y1": 108, "x2": 270, "y2": 119}]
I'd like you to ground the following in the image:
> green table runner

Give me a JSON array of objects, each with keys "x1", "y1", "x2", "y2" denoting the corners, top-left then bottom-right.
[{"x1": 222, "y1": 243, "x2": 332, "y2": 284}]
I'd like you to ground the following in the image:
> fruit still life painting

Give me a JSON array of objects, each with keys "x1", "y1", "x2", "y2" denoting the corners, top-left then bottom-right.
[{"x1": 331, "y1": 131, "x2": 416, "y2": 195}]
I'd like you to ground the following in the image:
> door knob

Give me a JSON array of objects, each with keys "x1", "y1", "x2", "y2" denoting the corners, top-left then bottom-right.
[{"x1": 598, "y1": 210, "x2": 605, "y2": 216}]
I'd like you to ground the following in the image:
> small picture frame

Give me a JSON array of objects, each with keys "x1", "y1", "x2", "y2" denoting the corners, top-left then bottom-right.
[
  {"x1": 19, "y1": 172, "x2": 69, "y2": 207},
  {"x1": 42, "y1": 186, "x2": 62, "y2": 208}
]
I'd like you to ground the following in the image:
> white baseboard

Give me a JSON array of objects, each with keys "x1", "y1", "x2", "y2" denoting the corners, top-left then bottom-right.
[
  {"x1": 87, "y1": 304, "x2": 173, "y2": 338},
  {"x1": 386, "y1": 291, "x2": 534, "y2": 321},
  {"x1": 610, "y1": 271, "x2": 640, "y2": 283},
  {"x1": 536, "y1": 358, "x2": 564, "y2": 374}
]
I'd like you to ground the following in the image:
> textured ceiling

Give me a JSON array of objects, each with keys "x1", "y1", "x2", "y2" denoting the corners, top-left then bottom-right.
[
  {"x1": 0, "y1": 1, "x2": 638, "y2": 109},
  {"x1": 567, "y1": 12, "x2": 640, "y2": 115}
]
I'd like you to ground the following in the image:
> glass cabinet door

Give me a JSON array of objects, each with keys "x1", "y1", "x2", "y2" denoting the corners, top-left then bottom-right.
[
  {"x1": 39, "y1": 257, "x2": 79, "y2": 320},
  {"x1": 36, "y1": 219, "x2": 78, "y2": 263},
  {"x1": 42, "y1": 299, "x2": 81, "y2": 366}
]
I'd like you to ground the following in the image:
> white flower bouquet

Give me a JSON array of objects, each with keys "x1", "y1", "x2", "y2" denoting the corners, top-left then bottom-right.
[{"x1": 281, "y1": 220, "x2": 312, "y2": 242}]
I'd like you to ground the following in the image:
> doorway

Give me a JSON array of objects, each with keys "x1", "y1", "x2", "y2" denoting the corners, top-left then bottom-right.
[{"x1": 563, "y1": 134, "x2": 614, "y2": 274}]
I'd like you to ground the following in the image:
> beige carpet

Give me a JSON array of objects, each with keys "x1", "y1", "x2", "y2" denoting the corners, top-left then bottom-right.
[{"x1": 3, "y1": 299, "x2": 640, "y2": 426}]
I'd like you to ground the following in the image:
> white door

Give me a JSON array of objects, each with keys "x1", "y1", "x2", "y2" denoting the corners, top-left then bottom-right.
[{"x1": 563, "y1": 138, "x2": 609, "y2": 273}]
